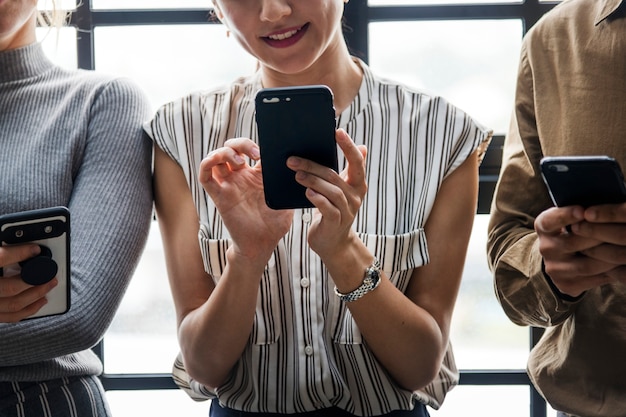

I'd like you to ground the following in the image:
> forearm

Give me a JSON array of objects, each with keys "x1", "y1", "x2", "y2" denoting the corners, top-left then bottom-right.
[
  {"x1": 178, "y1": 247, "x2": 268, "y2": 389},
  {"x1": 324, "y1": 241, "x2": 445, "y2": 391}
]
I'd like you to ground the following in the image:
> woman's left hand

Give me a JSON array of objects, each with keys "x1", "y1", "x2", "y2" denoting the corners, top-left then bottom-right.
[{"x1": 286, "y1": 129, "x2": 367, "y2": 259}]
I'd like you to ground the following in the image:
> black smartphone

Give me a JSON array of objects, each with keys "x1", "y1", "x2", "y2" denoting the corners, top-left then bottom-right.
[
  {"x1": 0, "y1": 206, "x2": 71, "y2": 319},
  {"x1": 540, "y1": 156, "x2": 626, "y2": 207},
  {"x1": 255, "y1": 85, "x2": 338, "y2": 209}
]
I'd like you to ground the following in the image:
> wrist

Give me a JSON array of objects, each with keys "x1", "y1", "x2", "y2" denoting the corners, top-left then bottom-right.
[
  {"x1": 334, "y1": 258, "x2": 382, "y2": 302},
  {"x1": 226, "y1": 245, "x2": 273, "y2": 275}
]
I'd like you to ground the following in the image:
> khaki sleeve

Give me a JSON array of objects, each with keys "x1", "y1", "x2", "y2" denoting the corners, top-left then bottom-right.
[{"x1": 486, "y1": 41, "x2": 579, "y2": 328}]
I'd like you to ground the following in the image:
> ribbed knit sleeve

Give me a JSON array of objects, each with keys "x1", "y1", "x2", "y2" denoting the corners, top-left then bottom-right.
[{"x1": 0, "y1": 44, "x2": 152, "y2": 380}]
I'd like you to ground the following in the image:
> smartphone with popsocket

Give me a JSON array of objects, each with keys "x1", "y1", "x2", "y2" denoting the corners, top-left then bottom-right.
[
  {"x1": 255, "y1": 85, "x2": 339, "y2": 209},
  {"x1": 540, "y1": 156, "x2": 626, "y2": 208},
  {"x1": 0, "y1": 206, "x2": 70, "y2": 319}
]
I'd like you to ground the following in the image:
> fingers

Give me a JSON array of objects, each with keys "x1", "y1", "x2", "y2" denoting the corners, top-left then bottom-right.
[
  {"x1": 336, "y1": 128, "x2": 367, "y2": 186},
  {"x1": 0, "y1": 244, "x2": 41, "y2": 268},
  {"x1": 584, "y1": 202, "x2": 626, "y2": 223},
  {"x1": 544, "y1": 265, "x2": 615, "y2": 297},
  {"x1": 571, "y1": 221, "x2": 626, "y2": 246},
  {"x1": 199, "y1": 138, "x2": 260, "y2": 184},
  {"x1": 0, "y1": 277, "x2": 57, "y2": 323},
  {"x1": 534, "y1": 206, "x2": 585, "y2": 236}
]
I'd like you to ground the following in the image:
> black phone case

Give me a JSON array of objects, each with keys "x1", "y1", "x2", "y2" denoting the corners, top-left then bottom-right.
[
  {"x1": 255, "y1": 85, "x2": 338, "y2": 209},
  {"x1": 0, "y1": 206, "x2": 71, "y2": 319},
  {"x1": 540, "y1": 156, "x2": 626, "y2": 207}
]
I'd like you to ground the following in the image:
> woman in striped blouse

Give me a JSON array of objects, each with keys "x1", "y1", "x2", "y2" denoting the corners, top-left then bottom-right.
[{"x1": 146, "y1": 0, "x2": 492, "y2": 416}]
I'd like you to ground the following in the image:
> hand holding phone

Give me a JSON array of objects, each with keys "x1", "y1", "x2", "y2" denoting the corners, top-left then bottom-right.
[
  {"x1": 0, "y1": 207, "x2": 70, "y2": 319},
  {"x1": 540, "y1": 156, "x2": 626, "y2": 208},
  {"x1": 255, "y1": 85, "x2": 339, "y2": 209}
]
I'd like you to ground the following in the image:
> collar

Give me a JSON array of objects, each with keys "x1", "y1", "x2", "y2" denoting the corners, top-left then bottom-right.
[
  {"x1": 0, "y1": 43, "x2": 54, "y2": 84},
  {"x1": 596, "y1": 0, "x2": 625, "y2": 25}
]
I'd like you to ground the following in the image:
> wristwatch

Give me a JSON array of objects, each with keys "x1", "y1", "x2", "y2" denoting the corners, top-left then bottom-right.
[{"x1": 334, "y1": 259, "x2": 382, "y2": 302}]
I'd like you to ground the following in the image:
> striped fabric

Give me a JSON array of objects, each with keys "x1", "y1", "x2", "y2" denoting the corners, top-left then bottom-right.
[
  {"x1": 0, "y1": 376, "x2": 111, "y2": 417},
  {"x1": 146, "y1": 59, "x2": 491, "y2": 416}
]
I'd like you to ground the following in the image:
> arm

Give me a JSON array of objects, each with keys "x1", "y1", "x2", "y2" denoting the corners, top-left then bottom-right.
[
  {"x1": 487, "y1": 43, "x2": 586, "y2": 327},
  {"x1": 155, "y1": 138, "x2": 293, "y2": 389},
  {"x1": 290, "y1": 130, "x2": 479, "y2": 391},
  {"x1": 0, "y1": 78, "x2": 152, "y2": 364}
]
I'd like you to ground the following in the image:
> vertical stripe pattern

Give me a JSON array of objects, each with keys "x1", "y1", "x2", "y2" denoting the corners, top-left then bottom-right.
[
  {"x1": 146, "y1": 59, "x2": 491, "y2": 416},
  {"x1": 0, "y1": 377, "x2": 110, "y2": 417}
]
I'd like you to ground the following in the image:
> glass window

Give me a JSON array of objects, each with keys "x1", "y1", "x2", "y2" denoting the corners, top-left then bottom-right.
[
  {"x1": 37, "y1": 27, "x2": 77, "y2": 69},
  {"x1": 103, "y1": 224, "x2": 176, "y2": 374},
  {"x1": 430, "y1": 385, "x2": 530, "y2": 416},
  {"x1": 94, "y1": 25, "x2": 258, "y2": 112},
  {"x1": 107, "y1": 390, "x2": 210, "y2": 417},
  {"x1": 369, "y1": 19, "x2": 522, "y2": 134},
  {"x1": 92, "y1": 0, "x2": 208, "y2": 9},
  {"x1": 369, "y1": 0, "x2": 522, "y2": 5},
  {"x1": 452, "y1": 215, "x2": 528, "y2": 370},
  {"x1": 38, "y1": 0, "x2": 77, "y2": 11}
]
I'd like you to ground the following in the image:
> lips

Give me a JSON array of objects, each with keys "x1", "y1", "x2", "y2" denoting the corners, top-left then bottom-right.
[{"x1": 262, "y1": 23, "x2": 309, "y2": 48}]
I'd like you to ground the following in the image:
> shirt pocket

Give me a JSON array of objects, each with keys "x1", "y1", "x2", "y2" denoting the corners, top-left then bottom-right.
[
  {"x1": 198, "y1": 225, "x2": 282, "y2": 345},
  {"x1": 332, "y1": 229, "x2": 428, "y2": 345}
]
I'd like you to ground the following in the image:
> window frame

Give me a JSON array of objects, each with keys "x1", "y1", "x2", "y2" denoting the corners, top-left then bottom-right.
[{"x1": 65, "y1": 1, "x2": 558, "y2": 416}]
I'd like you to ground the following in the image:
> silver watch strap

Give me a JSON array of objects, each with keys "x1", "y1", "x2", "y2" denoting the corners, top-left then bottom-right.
[{"x1": 334, "y1": 259, "x2": 381, "y2": 302}]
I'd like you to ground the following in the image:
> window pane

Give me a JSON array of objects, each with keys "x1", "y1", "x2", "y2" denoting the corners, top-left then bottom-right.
[
  {"x1": 38, "y1": 0, "x2": 76, "y2": 10},
  {"x1": 452, "y1": 215, "x2": 528, "y2": 370},
  {"x1": 430, "y1": 385, "x2": 530, "y2": 416},
  {"x1": 37, "y1": 27, "x2": 77, "y2": 69},
  {"x1": 370, "y1": 0, "x2": 520, "y2": 4},
  {"x1": 94, "y1": 25, "x2": 258, "y2": 112},
  {"x1": 107, "y1": 390, "x2": 210, "y2": 416},
  {"x1": 104, "y1": 223, "x2": 177, "y2": 374},
  {"x1": 369, "y1": 20, "x2": 522, "y2": 134},
  {"x1": 92, "y1": 0, "x2": 207, "y2": 9}
]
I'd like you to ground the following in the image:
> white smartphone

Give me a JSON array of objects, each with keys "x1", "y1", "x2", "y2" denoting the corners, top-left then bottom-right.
[{"x1": 0, "y1": 207, "x2": 71, "y2": 319}]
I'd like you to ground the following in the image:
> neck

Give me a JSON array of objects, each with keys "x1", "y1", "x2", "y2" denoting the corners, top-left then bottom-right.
[
  {"x1": 260, "y1": 39, "x2": 363, "y2": 115},
  {"x1": 0, "y1": 13, "x2": 37, "y2": 52}
]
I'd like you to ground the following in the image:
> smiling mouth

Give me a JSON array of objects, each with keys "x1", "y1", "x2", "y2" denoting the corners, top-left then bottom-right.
[{"x1": 265, "y1": 23, "x2": 309, "y2": 41}]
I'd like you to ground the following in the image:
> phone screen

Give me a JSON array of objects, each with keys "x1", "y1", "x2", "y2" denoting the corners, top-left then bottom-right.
[{"x1": 255, "y1": 85, "x2": 338, "y2": 210}]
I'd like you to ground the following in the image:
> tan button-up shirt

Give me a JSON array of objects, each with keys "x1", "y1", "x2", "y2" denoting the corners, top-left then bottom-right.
[{"x1": 487, "y1": 0, "x2": 626, "y2": 415}]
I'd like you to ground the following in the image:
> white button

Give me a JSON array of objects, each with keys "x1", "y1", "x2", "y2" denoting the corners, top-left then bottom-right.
[
  {"x1": 304, "y1": 345, "x2": 313, "y2": 355},
  {"x1": 300, "y1": 277, "x2": 310, "y2": 288},
  {"x1": 302, "y1": 212, "x2": 312, "y2": 223}
]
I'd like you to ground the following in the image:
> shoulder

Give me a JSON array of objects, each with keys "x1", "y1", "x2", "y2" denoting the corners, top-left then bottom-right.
[
  {"x1": 47, "y1": 67, "x2": 150, "y2": 121},
  {"x1": 525, "y1": 0, "x2": 597, "y2": 45}
]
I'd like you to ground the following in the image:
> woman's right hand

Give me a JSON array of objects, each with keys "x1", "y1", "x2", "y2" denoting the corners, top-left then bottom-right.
[
  {"x1": 198, "y1": 138, "x2": 293, "y2": 262},
  {"x1": 0, "y1": 244, "x2": 58, "y2": 322}
]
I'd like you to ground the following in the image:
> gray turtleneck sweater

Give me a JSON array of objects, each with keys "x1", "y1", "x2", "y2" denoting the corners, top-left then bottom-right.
[{"x1": 0, "y1": 43, "x2": 152, "y2": 381}]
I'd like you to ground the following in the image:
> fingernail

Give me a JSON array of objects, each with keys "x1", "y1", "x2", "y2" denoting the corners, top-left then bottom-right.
[
  {"x1": 287, "y1": 156, "x2": 301, "y2": 166},
  {"x1": 251, "y1": 147, "x2": 260, "y2": 159},
  {"x1": 31, "y1": 245, "x2": 41, "y2": 256}
]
